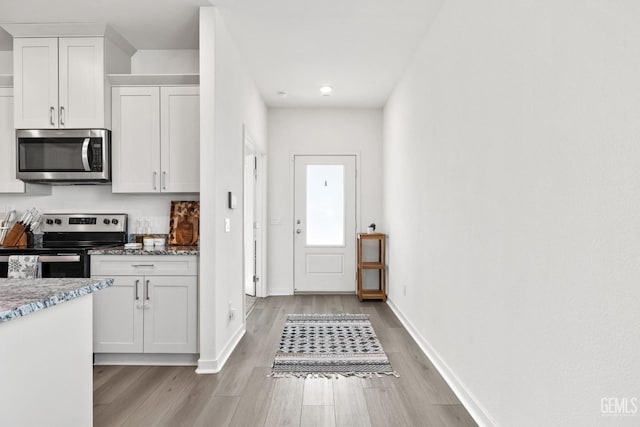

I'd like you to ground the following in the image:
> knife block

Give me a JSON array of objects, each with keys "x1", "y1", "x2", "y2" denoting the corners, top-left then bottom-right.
[{"x1": 2, "y1": 223, "x2": 27, "y2": 247}]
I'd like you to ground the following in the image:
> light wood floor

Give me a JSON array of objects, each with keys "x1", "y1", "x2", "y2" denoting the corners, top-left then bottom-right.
[
  {"x1": 245, "y1": 294, "x2": 258, "y2": 317},
  {"x1": 94, "y1": 295, "x2": 477, "y2": 427}
]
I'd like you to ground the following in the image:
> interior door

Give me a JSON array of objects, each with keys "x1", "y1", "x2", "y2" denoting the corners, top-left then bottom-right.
[
  {"x1": 294, "y1": 155, "x2": 357, "y2": 293},
  {"x1": 244, "y1": 149, "x2": 257, "y2": 297}
]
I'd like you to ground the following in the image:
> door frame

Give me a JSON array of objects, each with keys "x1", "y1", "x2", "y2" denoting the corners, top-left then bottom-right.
[
  {"x1": 290, "y1": 152, "x2": 361, "y2": 294},
  {"x1": 243, "y1": 126, "x2": 267, "y2": 305}
]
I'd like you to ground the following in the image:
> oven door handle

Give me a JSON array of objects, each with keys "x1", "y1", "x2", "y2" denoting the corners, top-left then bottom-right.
[{"x1": 0, "y1": 255, "x2": 81, "y2": 263}]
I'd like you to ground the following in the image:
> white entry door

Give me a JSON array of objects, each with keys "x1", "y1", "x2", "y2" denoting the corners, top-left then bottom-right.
[{"x1": 294, "y1": 155, "x2": 357, "y2": 293}]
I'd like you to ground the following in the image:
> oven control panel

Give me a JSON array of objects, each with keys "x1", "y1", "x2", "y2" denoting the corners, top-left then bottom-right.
[{"x1": 41, "y1": 214, "x2": 128, "y2": 233}]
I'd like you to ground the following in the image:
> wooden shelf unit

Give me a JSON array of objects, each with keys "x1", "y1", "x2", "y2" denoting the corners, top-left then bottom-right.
[{"x1": 357, "y1": 233, "x2": 386, "y2": 301}]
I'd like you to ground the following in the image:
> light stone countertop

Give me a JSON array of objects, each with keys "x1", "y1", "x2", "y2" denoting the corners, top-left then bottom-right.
[
  {"x1": 0, "y1": 277, "x2": 114, "y2": 323},
  {"x1": 88, "y1": 246, "x2": 199, "y2": 256}
]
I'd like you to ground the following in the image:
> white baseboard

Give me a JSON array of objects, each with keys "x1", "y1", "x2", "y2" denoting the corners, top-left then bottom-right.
[
  {"x1": 196, "y1": 325, "x2": 246, "y2": 374},
  {"x1": 195, "y1": 358, "x2": 218, "y2": 374},
  {"x1": 386, "y1": 298, "x2": 496, "y2": 427},
  {"x1": 268, "y1": 287, "x2": 293, "y2": 296},
  {"x1": 94, "y1": 353, "x2": 198, "y2": 366}
]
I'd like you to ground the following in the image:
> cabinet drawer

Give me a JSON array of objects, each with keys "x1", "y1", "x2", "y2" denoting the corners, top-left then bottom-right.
[{"x1": 91, "y1": 255, "x2": 198, "y2": 276}]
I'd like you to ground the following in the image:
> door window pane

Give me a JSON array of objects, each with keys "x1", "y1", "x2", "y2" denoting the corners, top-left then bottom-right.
[{"x1": 306, "y1": 164, "x2": 344, "y2": 246}]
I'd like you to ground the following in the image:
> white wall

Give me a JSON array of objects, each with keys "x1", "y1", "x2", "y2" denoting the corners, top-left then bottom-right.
[
  {"x1": 197, "y1": 7, "x2": 267, "y2": 373},
  {"x1": 131, "y1": 49, "x2": 199, "y2": 74},
  {"x1": 197, "y1": 7, "x2": 216, "y2": 373},
  {"x1": 267, "y1": 108, "x2": 382, "y2": 295},
  {"x1": 0, "y1": 186, "x2": 197, "y2": 235},
  {"x1": 383, "y1": 1, "x2": 640, "y2": 426}
]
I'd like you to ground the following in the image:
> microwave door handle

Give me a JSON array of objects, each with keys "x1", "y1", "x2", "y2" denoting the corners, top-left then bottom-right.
[{"x1": 81, "y1": 138, "x2": 91, "y2": 171}]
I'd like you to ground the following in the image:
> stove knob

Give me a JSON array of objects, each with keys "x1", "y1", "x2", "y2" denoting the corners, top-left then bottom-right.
[
  {"x1": 111, "y1": 219, "x2": 119, "y2": 225},
  {"x1": 54, "y1": 218, "x2": 62, "y2": 225},
  {"x1": 46, "y1": 219, "x2": 54, "y2": 225},
  {"x1": 103, "y1": 218, "x2": 111, "y2": 225}
]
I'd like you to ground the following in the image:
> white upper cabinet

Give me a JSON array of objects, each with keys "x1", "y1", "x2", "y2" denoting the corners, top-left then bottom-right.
[
  {"x1": 0, "y1": 88, "x2": 24, "y2": 193},
  {"x1": 112, "y1": 86, "x2": 161, "y2": 192},
  {"x1": 13, "y1": 38, "x2": 58, "y2": 129},
  {"x1": 160, "y1": 86, "x2": 200, "y2": 192},
  {"x1": 0, "y1": 87, "x2": 51, "y2": 195},
  {"x1": 58, "y1": 38, "x2": 105, "y2": 128},
  {"x1": 14, "y1": 37, "x2": 105, "y2": 129},
  {"x1": 112, "y1": 85, "x2": 199, "y2": 193}
]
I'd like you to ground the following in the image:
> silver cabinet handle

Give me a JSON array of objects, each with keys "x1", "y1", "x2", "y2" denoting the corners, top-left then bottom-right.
[
  {"x1": 60, "y1": 106, "x2": 65, "y2": 126},
  {"x1": 49, "y1": 106, "x2": 55, "y2": 126},
  {"x1": 81, "y1": 138, "x2": 91, "y2": 171},
  {"x1": 145, "y1": 279, "x2": 150, "y2": 300},
  {"x1": 162, "y1": 171, "x2": 167, "y2": 190},
  {"x1": 135, "y1": 279, "x2": 140, "y2": 300},
  {"x1": 131, "y1": 264, "x2": 155, "y2": 267},
  {"x1": 296, "y1": 229, "x2": 302, "y2": 234},
  {"x1": 153, "y1": 171, "x2": 157, "y2": 190}
]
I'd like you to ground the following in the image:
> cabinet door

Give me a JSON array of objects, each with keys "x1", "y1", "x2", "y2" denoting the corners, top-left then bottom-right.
[
  {"x1": 111, "y1": 86, "x2": 161, "y2": 193},
  {"x1": 93, "y1": 275, "x2": 144, "y2": 353},
  {"x1": 144, "y1": 276, "x2": 197, "y2": 353},
  {"x1": 13, "y1": 38, "x2": 58, "y2": 129},
  {"x1": 0, "y1": 88, "x2": 25, "y2": 193},
  {"x1": 58, "y1": 37, "x2": 104, "y2": 128},
  {"x1": 160, "y1": 86, "x2": 200, "y2": 192}
]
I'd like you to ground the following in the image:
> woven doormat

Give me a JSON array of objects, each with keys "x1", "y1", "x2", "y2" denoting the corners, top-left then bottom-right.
[{"x1": 270, "y1": 313, "x2": 399, "y2": 378}]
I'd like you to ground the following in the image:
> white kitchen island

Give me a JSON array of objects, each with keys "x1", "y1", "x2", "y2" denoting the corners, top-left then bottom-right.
[{"x1": 0, "y1": 277, "x2": 113, "y2": 427}]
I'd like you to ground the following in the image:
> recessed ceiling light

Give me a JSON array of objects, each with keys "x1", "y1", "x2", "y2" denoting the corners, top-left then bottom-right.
[
  {"x1": 277, "y1": 91, "x2": 288, "y2": 98},
  {"x1": 319, "y1": 85, "x2": 333, "y2": 96}
]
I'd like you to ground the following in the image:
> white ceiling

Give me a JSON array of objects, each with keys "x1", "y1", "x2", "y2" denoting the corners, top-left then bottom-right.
[
  {"x1": 0, "y1": 0, "x2": 444, "y2": 107},
  {"x1": 213, "y1": 0, "x2": 444, "y2": 107}
]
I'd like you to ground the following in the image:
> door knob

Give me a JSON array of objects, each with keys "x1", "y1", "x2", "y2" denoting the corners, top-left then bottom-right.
[{"x1": 296, "y1": 229, "x2": 302, "y2": 234}]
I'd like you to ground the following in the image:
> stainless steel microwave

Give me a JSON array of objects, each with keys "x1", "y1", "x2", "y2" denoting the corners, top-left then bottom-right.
[{"x1": 16, "y1": 129, "x2": 111, "y2": 184}]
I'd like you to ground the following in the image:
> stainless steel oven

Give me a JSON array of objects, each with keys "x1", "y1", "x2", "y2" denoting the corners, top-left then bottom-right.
[
  {"x1": 0, "y1": 213, "x2": 127, "y2": 278},
  {"x1": 0, "y1": 251, "x2": 88, "y2": 278},
  {"x1": 16, "y1": 129, "x2": 111, "y2": 183}
]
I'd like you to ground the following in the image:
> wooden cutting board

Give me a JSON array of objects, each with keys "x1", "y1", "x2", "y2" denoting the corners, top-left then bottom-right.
[{"x1": 169, "y1": 201, "x2": 200, "y2": 245}]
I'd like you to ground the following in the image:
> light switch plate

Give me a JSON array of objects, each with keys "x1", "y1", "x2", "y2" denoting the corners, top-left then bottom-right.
[{"x1": 224, "y1": 218, "x2": 231, "y2": 232}]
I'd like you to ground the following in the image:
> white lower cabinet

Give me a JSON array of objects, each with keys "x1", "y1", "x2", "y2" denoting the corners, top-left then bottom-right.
[
  {"x1": 93, "y1": 275, "x2": 143, "y2": 352},
  {"x1": 92, "y1": 255, "x2": 198, "y2": 355}
]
